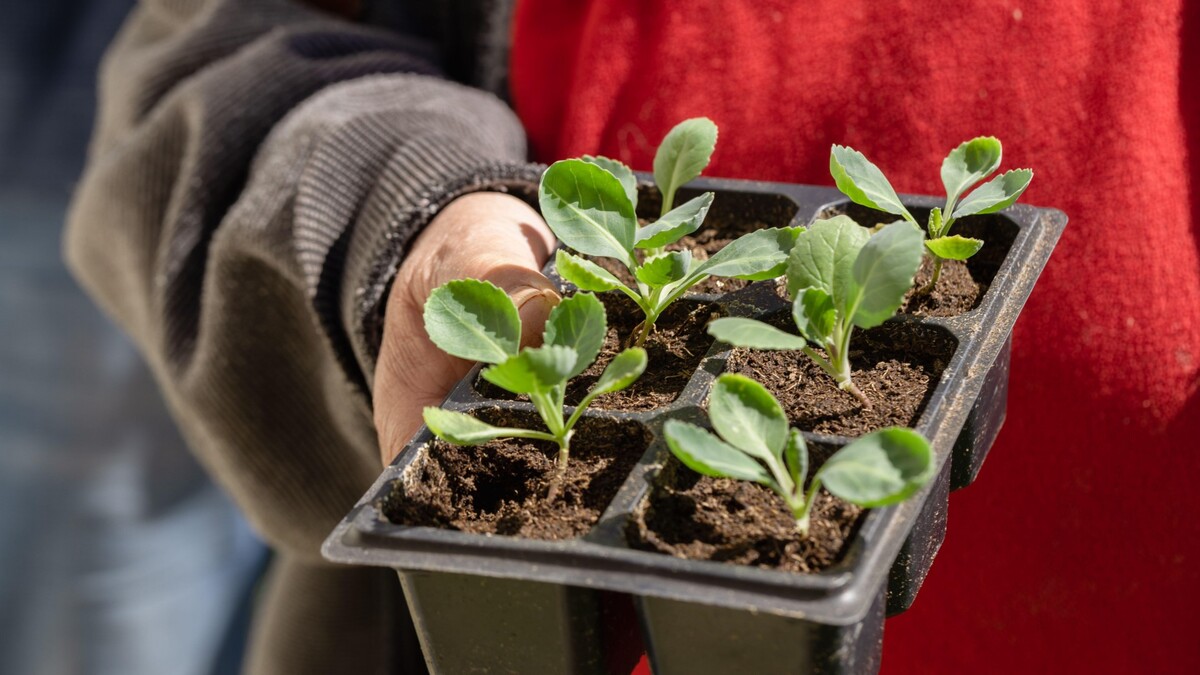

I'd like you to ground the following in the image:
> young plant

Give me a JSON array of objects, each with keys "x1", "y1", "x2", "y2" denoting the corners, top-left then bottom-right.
[
  {"x1": 830, "y1": 137, "x2": 1033, "y2": 293},
  {"x1": 664, "y1": 374, "x2": 933, "y2": 535},
  {"x1": 421, "y1": 279, "x2": 647, "y2": 499},
  {"x1": 539, "y1": 117, "x2": 801, "y2": 347},
  {"x1": 707, "y1": 216, "x2": 923, "y2": 409}
]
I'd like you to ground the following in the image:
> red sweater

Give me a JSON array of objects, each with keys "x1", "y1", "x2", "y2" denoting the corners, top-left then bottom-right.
[{"x1": 511, "y1": 1, "x2": 1200, "y2": 673}]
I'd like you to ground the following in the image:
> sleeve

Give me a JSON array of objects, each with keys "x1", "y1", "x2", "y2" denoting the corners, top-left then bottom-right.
[{"x1": 64, "y1": 0, "x2": 542, "y2": 559}]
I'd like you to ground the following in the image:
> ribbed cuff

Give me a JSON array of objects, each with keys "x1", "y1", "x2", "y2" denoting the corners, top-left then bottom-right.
[{"x1": 340, "y1": 134, "x2": 544, "y2": 391}]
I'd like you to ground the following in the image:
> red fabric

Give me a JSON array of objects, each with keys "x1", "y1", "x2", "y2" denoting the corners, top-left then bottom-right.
[{"x1": 512, "y1": 1, "x2": 1200, "y2": 673}]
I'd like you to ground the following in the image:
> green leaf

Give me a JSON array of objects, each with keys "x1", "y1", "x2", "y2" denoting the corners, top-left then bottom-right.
[
  {"x1": 925, "y1": 235, "x2": 984, "y2": 261},
  {"x1": 829, "y1": 145, "x2": 913, "y2": 221},
  {"x1": 635, "y1": 192, "x2": 714, "y2": 249},
  {"x1": 590, "y1": 347, "x2": 647, "y2": 396},
  {"x1": 636, "y1": 250, "x2": 692, "y2": 286},
  {"x1": 791, "y1": 287, "x2": 836, "y2": 343},
  {"x1": 816, "y1": 427, "x2": 933, "y2": 507},
  {"x1": 941, "y1": 136, "x2": 1002, "y2": 204},
  {"x1": 555, "y1": 250, "x2": 626, "y2": 293},
  {"x1": 927, "y1": 206, "x2": 944, "y2": 238},
  {"x1": 423, "y1": 279, "x2": 521, "y2": 364},
  {"x1": 479, "y1": 353, "x2": 540, "y2": 395},
  {"x1": 783, "y1": 429, "x2": 808, "y2": 491},
  {"x1": 850, "y1": 221, "x2": 925, "y2": 328},
  {"x1": 785, "y1": 216, "x2": 869, "y2": 304},
  {"x1": 653, "y1": 117, "x2": 718, "y2": 210},
  {"x1": 543, "y1": 292, "x2": 606, "y2": 378},
  {"x1": 707, "y1": 317, "x2": 810, "y2": 350},
  {"x1": 539, "y1": 159, "x2": 637, "y2": 268},
  {"x1": 694, "y1": 227, "x2": 802, "y2": 280},
  {"x1": 581, "y1": 155, "x2": 638, "y2": 208},
  {"x1": 516, "y1": 345, "x2": 577, "y2": 388},
  {"x1": 952, "y1": 169, "x2": 1033, "y2": 218},
  {"x1": 709, "y1": 374, "x2": 788, "y2": 464},
  {"x1": 481, "y1": 345, "x2": 577, "y2": 395},
  {"x1": 663, "y1": 419, "x2": 774, "y2": 485},
  {"x1": 423, "y1": 408, "x2": 526, "y2": 446}
]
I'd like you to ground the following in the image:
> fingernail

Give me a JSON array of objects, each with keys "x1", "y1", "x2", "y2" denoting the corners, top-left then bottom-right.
[
  {"x1": 512, "y1": 285, "x2": 561, "y2": 348},
  {"x1": 511, "y1": 285, "x2": 562, "y2": 313}
]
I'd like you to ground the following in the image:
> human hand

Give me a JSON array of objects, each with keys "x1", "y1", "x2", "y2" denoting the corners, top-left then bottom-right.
[{"x1": 373, "y1": 192, "x2": 560, "y2": 465}]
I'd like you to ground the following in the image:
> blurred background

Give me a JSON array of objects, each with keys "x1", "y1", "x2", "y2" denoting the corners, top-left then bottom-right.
[{"x1": 0, "y1": 2, "x2": 266, "y2": 674}]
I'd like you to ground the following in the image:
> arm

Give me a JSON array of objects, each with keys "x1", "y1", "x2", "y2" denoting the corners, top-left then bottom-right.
[{"x1": 65, "y1": 0, "x2": 545, "y2": 558}]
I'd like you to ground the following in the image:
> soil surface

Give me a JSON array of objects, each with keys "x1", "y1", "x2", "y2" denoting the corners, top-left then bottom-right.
[
  {"x1": 478, "y1": 293, "x2": 718, "y2": 411},
  {"x1": 723, "y1": 317, "x2": 955, "y2": 436},
  {"x1": 383, "y1": 412, "x2": 650, "y2": 539},
  {"x1": 627, "y1": 457, "x2": 862, "y2": 573},
  {"x1": 900, "y1": 257, "x2": 982, "y2": 316},
  {"x1": 814, "y1": 202, "x2": 1017, "y2": 318}
]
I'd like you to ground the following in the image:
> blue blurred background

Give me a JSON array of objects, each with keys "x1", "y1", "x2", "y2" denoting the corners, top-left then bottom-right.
[{"x1": 0, "y1": 2, "x2": 267, "y2": 673}]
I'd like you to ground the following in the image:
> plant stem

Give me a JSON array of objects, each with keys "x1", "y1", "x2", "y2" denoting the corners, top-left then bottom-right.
[
  {"x1": 794, "y1": 512, "x2": 811, "y2": 536},
  {"x1": 531, "y1": 391, "x2": 565, "y2": 438},
  {"x1": 831, "y1": 322, "x2": 872, "y2": 411},
  {"x1": 546, "y1": 434, "x2": 573, "y2": 502},
  {"x1": 917, "y1": 256, "x2": 943, "y2": 296},
  {"x1": 840, "y1": 379, "x2": 873, "y2": 410},
  {"x1": 793, "y1": 480, "x2": 823, "y2": 536},
  {"x1": 801, "y1": 346, "x2": 837, "y2": 379},
  {"x1": 634, "y1": 317, "x2": 654, "y2": 348}
]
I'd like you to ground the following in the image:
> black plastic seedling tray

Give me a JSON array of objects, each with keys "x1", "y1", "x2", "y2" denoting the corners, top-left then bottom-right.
[{"x1": 323, "y1": 177, "x2": 1066, "y2": 675}]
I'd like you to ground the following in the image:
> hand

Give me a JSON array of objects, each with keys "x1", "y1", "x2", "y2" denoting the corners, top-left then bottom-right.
[{"x1": 373, "y1": 192, "x2": 560, "y2": 465}]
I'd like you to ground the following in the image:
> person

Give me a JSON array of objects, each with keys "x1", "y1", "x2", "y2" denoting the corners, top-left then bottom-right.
[
  {"x1": 1, "y1": 1, "x2": 268, "y2": 674},
  {"x1": 66, "y1": 1, "x2": 1200, "y2": 674}
]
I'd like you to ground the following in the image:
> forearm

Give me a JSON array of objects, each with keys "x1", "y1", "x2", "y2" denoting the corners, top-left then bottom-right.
[{"x1": 64, "y1": 0, "x2": 539, "y2": 557}]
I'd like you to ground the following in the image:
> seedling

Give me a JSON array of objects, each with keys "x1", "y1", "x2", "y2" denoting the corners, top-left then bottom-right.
[
  {"x1": 707, "y1": 216, "x2": 923, "y2": 409},
  {"x1": 830, "y1": 137, "x2": 1033, "y2": 293},
  {"x1": 539, "y1": 118, "x2": 801, "y2": 347},
  {"x1": 421, "y1": 279, "x2": 647, "y2": 499},
  {"x1": 664, "y1": 374, "x2": 933, "y2": 535}
]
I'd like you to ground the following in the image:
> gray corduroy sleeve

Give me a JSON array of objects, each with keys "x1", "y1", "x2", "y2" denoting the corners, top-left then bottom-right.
[
  {"x1": 64, "y1": 0, "x2": 540, "y2": 560},
  {"x1": 65, "y1": 2, "x2": 540, "y2": 671}
]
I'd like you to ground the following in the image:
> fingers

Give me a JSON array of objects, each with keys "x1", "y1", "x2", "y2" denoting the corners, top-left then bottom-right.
[
  {"x1": 512, "y1": 284, "x2": 562, "y2": 348},
  {"x1": 401, "y1": 193, "x2": 556, "y2": 298},
  {"x1": 373, "y1": 192, "x2": 559, "y2": 465}
]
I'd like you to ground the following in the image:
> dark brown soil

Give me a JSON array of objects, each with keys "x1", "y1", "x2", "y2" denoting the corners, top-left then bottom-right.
[
  {"x1": 627, "y1": 457, "x2": 862, "y2": 573},
  {"x1": 477, "y1": 293, "x2": 719, "y2": 411},
  {"x1": 900, "y1": 257, "x2": 982, "y2": 316},
  {"x1": 383, "y1": 412, "x2": 650, "y2": 540},
  {"x1": 723, "y1": 318, "x2": 956, "y2": 436}
]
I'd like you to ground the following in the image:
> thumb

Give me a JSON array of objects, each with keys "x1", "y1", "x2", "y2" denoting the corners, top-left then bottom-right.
[
  {"x1": 374, "y1": 192, "x2": 559, "y2": 465},
  {"x1": 407, "y1": 191, "x2": 561, "y2": 346},
  {"x1": 490, "y1": 271, "x2": 562, "y2": 349}
]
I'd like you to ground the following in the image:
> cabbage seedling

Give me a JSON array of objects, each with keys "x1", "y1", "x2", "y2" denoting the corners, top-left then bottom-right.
[
  {"x1": 421, "y1": 279, "x2": 646, "y2": 499},
  {"x1": 707, "y1": 216, "x2": 924, "y2": 409},
  {"x1": 829, "y1": 137, "x2": 1033, "y2": 293},
  {"x1": 664, "y1": 374, "x2": 933, "y2": 535},
  {"x1": 539, "y1": 118, "x2": 801, "y2": 347}
]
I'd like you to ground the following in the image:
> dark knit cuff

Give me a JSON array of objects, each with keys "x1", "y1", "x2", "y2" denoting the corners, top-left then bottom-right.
[{"x1": 339, "y1": 134, "x2": 544, "y2": 392}]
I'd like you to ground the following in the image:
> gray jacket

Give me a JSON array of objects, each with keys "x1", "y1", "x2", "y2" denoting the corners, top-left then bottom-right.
[{"x1": 65, "y1": 0, "x2": 524, "y2": 672}]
